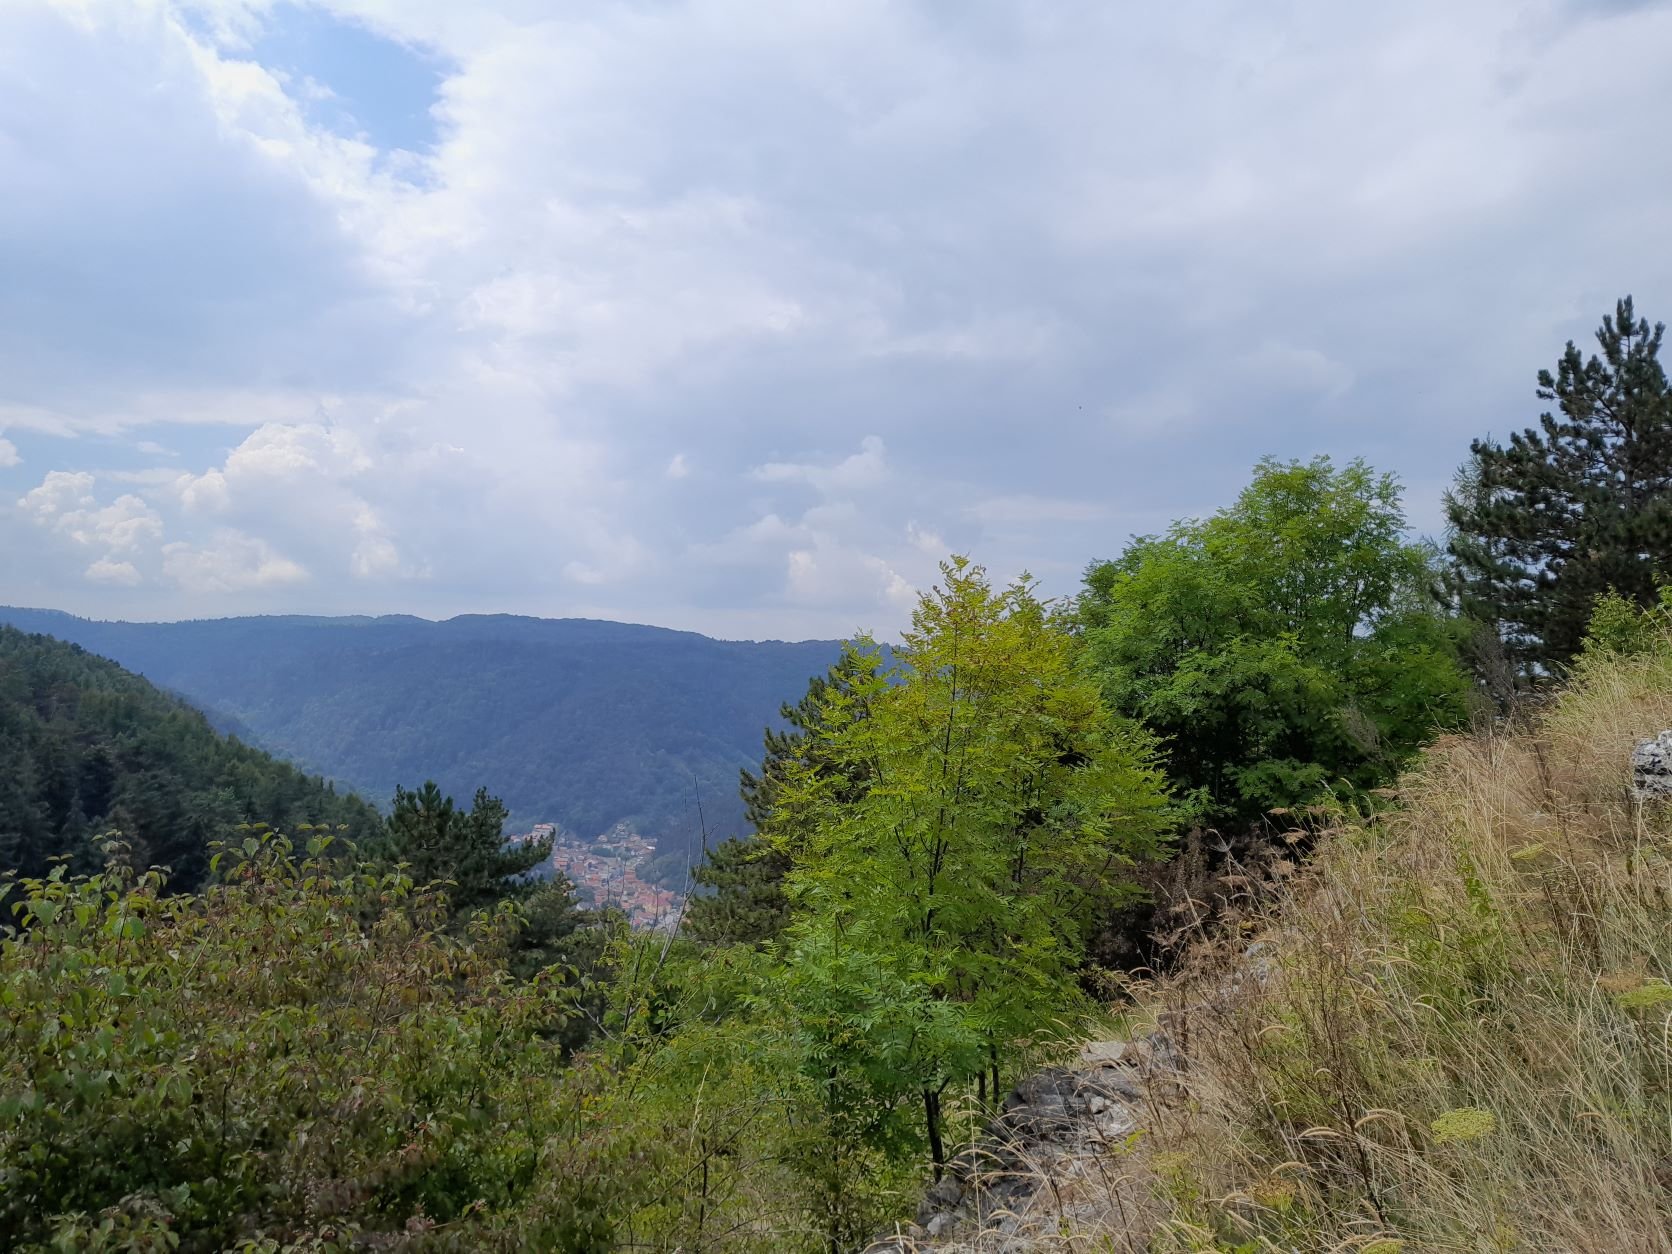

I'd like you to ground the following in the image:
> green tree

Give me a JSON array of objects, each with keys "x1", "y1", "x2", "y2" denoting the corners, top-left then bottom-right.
[
  {"x1": 1447, "y1": 296, "x2": 1672, "y2": 673},
  {"x1": 682, "y1": 833, "x2": 791, "y2": 947},
  {"x1": 377, "y1": 781, "x2": 553, "y2": 920},
  {"x1": 1081, "y1": 456, "x2": 1471, "y2": 829},
  {"x1": 780, "y1": 559, "x2": 1171, "y2": 1171},
  {"x1": 685, "y1": 650, "x2": 881, "y2": 947}
]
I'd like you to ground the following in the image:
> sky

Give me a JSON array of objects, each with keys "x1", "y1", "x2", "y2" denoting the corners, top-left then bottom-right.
[{"x1": 2, "y1": 0, "x2": 1670, "y2": 641}]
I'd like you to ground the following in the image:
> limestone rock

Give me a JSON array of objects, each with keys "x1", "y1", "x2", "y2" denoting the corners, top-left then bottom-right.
[{"x1": 1632, "y1": 731, "x2": 1672, "y2": 799}]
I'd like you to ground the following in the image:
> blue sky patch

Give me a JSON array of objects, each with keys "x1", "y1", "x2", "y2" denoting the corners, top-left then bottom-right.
[{"x1": 249, "y1": 2, "x2": 448, "y2": 154}]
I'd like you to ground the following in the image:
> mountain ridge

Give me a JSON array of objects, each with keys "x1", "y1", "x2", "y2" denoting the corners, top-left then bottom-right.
[{"x1": 0, "y1": 606, "x2": 847, "y2": 868}]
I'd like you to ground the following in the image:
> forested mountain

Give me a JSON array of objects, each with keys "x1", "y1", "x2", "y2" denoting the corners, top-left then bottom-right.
[
  {"x1": 0, "y1": 609, "x2": 844, "y2": 856},
  {"x1": 0, "y1": 625, "x2": 379, "y2": 888}
]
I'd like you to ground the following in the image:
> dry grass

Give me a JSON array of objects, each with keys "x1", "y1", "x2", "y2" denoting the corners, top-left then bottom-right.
[
  {"x1": 1129, "y1": 643, "x2": 1672, "y2": 1251},
  {"x1": 887, "y1": 643, "x2": 1672, "y2": 1252}
]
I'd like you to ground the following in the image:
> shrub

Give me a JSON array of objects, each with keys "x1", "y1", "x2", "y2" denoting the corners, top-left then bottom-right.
[{"x1": 0, "y1": 830, "x2": 604, "y2": 1251}]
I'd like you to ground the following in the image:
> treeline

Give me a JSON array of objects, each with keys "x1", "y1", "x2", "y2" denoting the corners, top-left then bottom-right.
[
  {"x1": 1, "y1": 296, "x2": 1669, "y2": 1250},
  {"x1": 0, "y1": 626, "x2": 382, "y2": 886}
]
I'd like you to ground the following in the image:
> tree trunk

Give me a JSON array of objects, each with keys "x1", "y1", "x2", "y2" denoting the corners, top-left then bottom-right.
[{"x1": 923, "y1": 1088, "x2": 946, "y2": 1176}]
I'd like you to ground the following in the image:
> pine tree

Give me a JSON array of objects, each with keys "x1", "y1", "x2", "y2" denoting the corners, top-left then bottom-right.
[
  {"x1": 377, "y1": 781, "x2": 553, "y2": 920},
  {"x1": 1447, "y1": 297, "x2": 1672, "y2": 672},
  {"x1": 682, "y1": 834, "x2": 791, "y2": 947},
  {"x1": 684, "y1": 650, "x2": 879, "y2": 946}
]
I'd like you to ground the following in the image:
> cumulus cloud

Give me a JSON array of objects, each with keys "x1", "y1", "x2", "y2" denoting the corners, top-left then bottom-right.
[
  {"x1": 2, "y1": 0, "x2": 1671, "y2": 633},
  {"x1": 20, "y1": 471, "x2": 164, "y2": 553},
  {"x1": 85, "y1": 557, "x2": 142, "y2": 586},
  {"x1": 161, "y1": 531, "x2": 308, "y2": 593},
  {"x1": 752, "y1": 436, "x2": 890, "y2": 494}
]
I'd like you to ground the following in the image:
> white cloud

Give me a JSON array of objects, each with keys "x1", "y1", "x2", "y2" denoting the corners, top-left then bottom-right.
[
  {"x1": 0, "y1": 435, "x2": 18, "y2": 467},
  {"x1": 665, "y1": 452, "x2": 689, "y2": 480},
  {"x1": 906, "y1": 521, "x2": 945, "y2": 555},
  {"x1": 85, "y1": 557, "x2": 141, "y2": 586},
  {"x1": 175, "y1": 468, "x2": 229, "y2": 513},
  {"x1": 161, "y1": 531, "x2": 308, "y2": 592},
  {"x1": 18, "y1": 470, "x2": 95, "y2": 519},
  {"x1": 752, "y1": 436, "x2": 889, "y2": 493},
  {"x1": 785, "y1": 545, "x2": 915, "y2": 614},
  {"x1": 19, "y1": 471, "x2": 164, "y2": 552}
]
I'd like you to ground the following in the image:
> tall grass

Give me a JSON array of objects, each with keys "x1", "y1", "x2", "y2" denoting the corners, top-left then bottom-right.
[{"x1": 1138, "y1": 642, "x2": 1672, "y2": 1250}]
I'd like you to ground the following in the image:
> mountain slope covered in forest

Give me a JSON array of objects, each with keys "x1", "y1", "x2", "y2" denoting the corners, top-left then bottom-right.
[
  {"x1": 0, "y1": 625, "x2": 381, "y2": 888},
  {"x1": 0, "y1": 608, "x2": 844, "y2": 855}
]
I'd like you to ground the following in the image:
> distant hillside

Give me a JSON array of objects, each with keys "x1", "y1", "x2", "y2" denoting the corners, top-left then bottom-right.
[
  {"x1": 0, "y1": 624, "x2": 381, "y2": 888},
  {"x1": 0, "y1": 609, "x2": 845, "y2": 863}
]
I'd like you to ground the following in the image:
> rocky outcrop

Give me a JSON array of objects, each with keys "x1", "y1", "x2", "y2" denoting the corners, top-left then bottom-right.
[
  {"x1": 864, "y1": 1029, "x2": 1182, "y2": 1252},
  {"x1": 1631, "y1": 730, "x2": 1672, "y2": 800}
]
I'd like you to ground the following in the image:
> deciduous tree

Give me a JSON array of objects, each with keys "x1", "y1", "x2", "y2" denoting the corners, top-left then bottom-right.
[
  {"x1": 781, "y1": 559, "x2": 1170, "y2": 1169},
  {"x1": 1081, "y1": 456, "x2": 1470, "y2": 829}
]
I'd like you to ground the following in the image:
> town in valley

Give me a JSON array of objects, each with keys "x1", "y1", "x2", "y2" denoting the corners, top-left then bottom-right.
[{"x1": 515, "y1": 822, "x2": 685, "y2": 931}]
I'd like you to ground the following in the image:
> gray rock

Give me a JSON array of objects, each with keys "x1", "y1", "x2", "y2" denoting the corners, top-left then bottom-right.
[
  {"x1": 914, "y1": 1174, "x2": 964, "y2": 1225},
  {"x1": 1633, "y1": 731, "x2": 1672, "y2": 799},
  {"x1": 924, "y1": 1211, "x2": 959, "y2": 1238},
  {"x1": 1079, "y1": 1039, "x2": 1127, "y2": 1066}
]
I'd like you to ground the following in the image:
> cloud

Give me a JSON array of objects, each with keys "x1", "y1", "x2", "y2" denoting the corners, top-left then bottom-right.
[
  {"x1": 85, "y1": 557, "x2": 141, "y2": 586},
  {"x1": 752, "y1": 436, "x2": 889, "y2": 493},
  {"x1": 2, "y1": 0, "x2": 1671, "y2": 634},
  {"x1": 161, "y1": 531, "x2": 308, "y2": 592},
  {"x1": 19, "y1": 471, "x2": 164, "y2": 553}
]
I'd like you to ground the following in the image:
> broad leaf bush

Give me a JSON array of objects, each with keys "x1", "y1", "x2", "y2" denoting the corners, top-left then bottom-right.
[{"x1": 0, "y1": 830, "x2": 605, "y2": 1251}]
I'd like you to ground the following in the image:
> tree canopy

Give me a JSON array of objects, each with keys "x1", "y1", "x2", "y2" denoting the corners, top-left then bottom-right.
[
  {"x1": 1079, "y1": 456, "x2": 1471, "y2": 829},
  {"x1": 779, "y1": 559, "x2": 1172, "y2": 1169},
  {"x1": 685, "y1": 647, "x2": 880, "y2": 947},
  {"x1": 374, "y1": 780, "x2": 552, "y2": 920}
]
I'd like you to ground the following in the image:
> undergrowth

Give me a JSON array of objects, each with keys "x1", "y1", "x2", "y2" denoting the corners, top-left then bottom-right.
[{"x1": 1141, "y1": 636, "x2": 1672, "y2": 1250}]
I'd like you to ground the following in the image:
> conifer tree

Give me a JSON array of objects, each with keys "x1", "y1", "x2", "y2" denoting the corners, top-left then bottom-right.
[
  {"x1": 684, "y1": 650, "x2": 879, "y2": 946},
  {"x1": 1447, "y1": 296, "x2": 1672, "y2": 672},
  {"x1": 377, "y1": 781, "x2": 553, "y2": 919}
]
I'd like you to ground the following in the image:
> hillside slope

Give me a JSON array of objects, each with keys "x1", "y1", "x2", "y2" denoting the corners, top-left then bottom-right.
[
  {"x1": 0, "y1": 625, "x2": 381, "y2": 889},
  {"x1": 0, "y1": 609, "x2": 844, "y2": 857},
  {"x1": 885, "y1": 638, "x2": 1672, "y2": 1250}
]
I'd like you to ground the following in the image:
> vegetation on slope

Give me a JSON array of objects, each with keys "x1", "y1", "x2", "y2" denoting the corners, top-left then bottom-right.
[
  {"x1": 0, "y1": 625, "x2": 379, "y2": 889},
  {"x1": 1133, "y1": 607, "x2": 1672, "y2": 1250},
  {"x1": 1079, "y1": 455, "x2": 1471, "y2": 831},
  {"x1": 1447, "y1": 295, "x2": 1672, "y2": 682}
]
